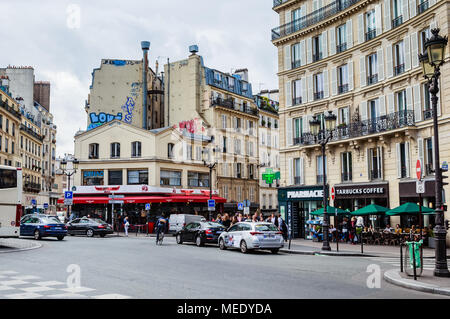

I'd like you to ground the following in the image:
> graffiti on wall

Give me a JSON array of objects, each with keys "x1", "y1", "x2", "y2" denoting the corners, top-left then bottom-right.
[
  {"x1": 103, "y1": 59, "x2": 139, "y2": 66},
  {"x1": 130, "y1": 82, "x2": 141, "y2": 98},
  {"x1": 88, "y1": 112, "x2": 123, "y2": 130},
  {"x1": 173, "y1": 118, "x2": 205, "y2": 134},
  {"x1": 121, "y1": 97, "x2": 136, "y2": 124}
]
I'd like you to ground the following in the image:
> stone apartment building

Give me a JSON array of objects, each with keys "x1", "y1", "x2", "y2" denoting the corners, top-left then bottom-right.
[{"x1": 271, "y1": 0, "x2": 450, "y2": 241}]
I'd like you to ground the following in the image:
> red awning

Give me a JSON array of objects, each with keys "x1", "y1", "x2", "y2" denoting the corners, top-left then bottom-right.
[{"x1": 57, "y1": 195, "x2": 227, "y2": 205}]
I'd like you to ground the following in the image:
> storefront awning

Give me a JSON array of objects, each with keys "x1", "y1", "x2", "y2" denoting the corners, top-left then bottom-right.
[{"x1": 58, "y1": 195, "x2": 227, "y2": 205}]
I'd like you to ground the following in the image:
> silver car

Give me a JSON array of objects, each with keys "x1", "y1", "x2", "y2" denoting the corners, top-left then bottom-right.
[{"x1": 218, "y1": 222, "x2": 284, "y2": 254}]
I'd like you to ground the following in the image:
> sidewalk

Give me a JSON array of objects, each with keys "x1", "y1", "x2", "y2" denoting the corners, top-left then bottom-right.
[
  {"x1": 384, "y1": 269, "x2": 450, "y2": 297},
  {"x1": 0, "y1": 238, "x2": 42, "y2": 253},
  {"x1": 281, "y1": 239, "x2": 450, "y2": 258}
]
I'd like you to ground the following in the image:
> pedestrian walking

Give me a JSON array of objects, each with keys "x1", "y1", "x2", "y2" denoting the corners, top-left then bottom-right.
[
  {"x1": 278, "y1": 214, "x2": 288, "y2": 242},
  {"x1": 124, "y1": 216, "x2": 130, "y2": 237}
]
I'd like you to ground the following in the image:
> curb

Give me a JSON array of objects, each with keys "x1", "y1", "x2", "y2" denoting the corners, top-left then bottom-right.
[
  {"x1": 384, "y1": 269, "x2": 450, "y2": 297},
  {"x1": 0, "y1": 239, "x2": 42, "y2": 254},
  {"x1": 280, "y1": 249, "x2": 379, "y2": 257}
]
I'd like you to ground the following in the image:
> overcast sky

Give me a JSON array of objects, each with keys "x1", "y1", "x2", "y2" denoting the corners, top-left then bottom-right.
[{"x1": 0, "y1": 0, "x2": 279, "y2": 157}]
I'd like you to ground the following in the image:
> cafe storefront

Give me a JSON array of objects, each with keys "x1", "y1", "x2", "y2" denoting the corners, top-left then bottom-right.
[
  {"x1": 334, "y1": 182, "x2": 390, "y2": 228},
  {"x1": 278, "y1": 186, "x2": 328, "y2": 239}
]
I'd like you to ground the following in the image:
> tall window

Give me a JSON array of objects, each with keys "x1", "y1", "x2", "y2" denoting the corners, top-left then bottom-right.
[
  {"x1": 294, "y1": 158, "x2": 302, "y2": 185},
  {"x1": 312, "y1": 35, "x2": 322, "y2": 62},
  {"x1": 221, "y1": 115, "x2": 227, "y2": 129},
  {"x1": 337, "y1": 24, "x2": 347, "y2": 53},
  {"x1": 293, "y1": 117, "x2": 302, "y2": 144},
  {"x1": 89, "y1": 143, "x2": 99, "y2": 159},
  {"x1": 5, "y1": 119, "x2": 9, "y2": 134},
  {"x1": 367, "y1": 53, "x2": 378, "y2": 85},
  {"x1": 316, "y1": 155, "x2": 327, "y2": 184},
  {"x1": 131, "y1": 141, "x2": 141, "y2": 157},
  {"x1": 423, "y1": 83, "x2": 432, "y2": 120},
  {"x1": 392, "y1": 0, "x2": 403, "y2": 28},
  {"x1": 368, "y1": 147, "x2": 383, "y2": 180},
  {"x1": 341, "y1": 152, "x2": 352, "y2": 181},
  {"x1": 425, "y1": 138, "x2": 434, "y2": 175},
  {"x1": 394, "y1": 41, "x2": 405, "y2": 75},
  {"x1": 128, "y1": 170, "x2": 148, "y2": 185},
  {"x1": 292, "y1": 79, "x2": 302, "y2": 105},
  {"x1": 368, "y1": 99, "x2": 380, "y2": 133},
  {"x1": 313, "y1": 73, "x2": 324, "y2": 100},
  {"x1": 168, "y1": 143, "x2": 174, "y2": 158},
  {"x1": 110, "y1": 142, "x2": 120, "y2": 158},
  {"x1": 420, "y1": 28, "x2": 431, "y2": 53},
  {"x1": 338, "y1": 64, "x2": 349, "y2": 94},
  {"x1": 366, "y1": 10, "x2": 376, "y2": 40},
  {"x1": 398, "y1": 143, "x2": 408, "y2": 178},
  {"x1": 291, "y1": 43, "x2": 301, "y2": 69}
]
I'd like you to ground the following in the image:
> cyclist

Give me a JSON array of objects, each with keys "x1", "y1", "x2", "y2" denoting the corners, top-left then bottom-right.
[{"x1": 155, "y1": 213, "x2": 168, "y2": 244}]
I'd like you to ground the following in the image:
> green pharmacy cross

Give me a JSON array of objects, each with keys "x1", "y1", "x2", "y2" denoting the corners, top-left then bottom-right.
[{"x1": 262, "y1": 169, "x2": 280, "y2": 184}]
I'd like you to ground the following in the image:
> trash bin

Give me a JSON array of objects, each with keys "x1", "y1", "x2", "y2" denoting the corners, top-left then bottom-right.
[{"x1": 404, "y1": 240, "x2": 423, "y2": 277}]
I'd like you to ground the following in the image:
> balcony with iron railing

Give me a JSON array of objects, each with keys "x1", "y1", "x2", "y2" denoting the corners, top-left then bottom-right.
[
  {"x1": 24, "y1": 182, "x2": 41, "y2": 193},
  {"x1": 370, "y1": 169, "x2": 382, "y2": 180},
  {"x1": 211, "y1": 97, "x2": 258, "y2": 116},
  {"x1": 271, "y1": 0, "x2": 361, "y2": 40},
  {"x1": 314, "y1": 91, "x2": 324, "y2": 101},
  {"x1": 423, "y1": 108, "x2": 433, "y2": 120},
  {"x1": 418, "y1": 0, "x2": 429, "y2": 14},
  {"x1": 295, "y1": 110, "x2": 415, "y2": 147},
  {"x1": 0, "y1": 101, "x2": 21, "y2": 120},
  {"x1": 394, "y1": 63, "x2": 405, "y2": 76},
  {"x1": 338, "y1": 83, "x2": 349, "y2": 94},
  {"x1": 292, "y1": 97, "x2": 302, "y2": 106},
  {"x1": 291, "y1": 60, "x2": 301, "y2": 69},
  {"x1": 20, "y1": 124, "x2": 44, "y2": 142},
  {"x1": 336, "y1": 42, "x2": 347, "y2": 53},
  {"x1": 312, "y1": 52, "x2": 323, "y2": 62},
  {"x1": 367, "y1": 74, "x2": 378, "y2": 85},
  {"x1": 392, "y1": 16, "x2": 403, "y2": 28},
  {"x1": 365, "y1": 28, "x2": 376, "y2": 41}
]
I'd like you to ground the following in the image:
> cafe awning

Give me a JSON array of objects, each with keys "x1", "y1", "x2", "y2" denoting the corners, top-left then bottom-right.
[
  {"x1": 311, "y1": 206, "x2": 349, "y2": 216},
  {"x1": 351, "y1": 204, "x2": 389, "y2": 216},
  {"x1": 57, "y1": 195, "x2": 227, "y2": 205},
  {"x1": 386, "y1": 202, "x2": 435, "y2": 216}
]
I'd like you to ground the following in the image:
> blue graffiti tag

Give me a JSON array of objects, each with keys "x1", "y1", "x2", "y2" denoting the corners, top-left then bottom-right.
[
  {"x1": 121, "y1": 97, "x2": 135, "y2": 124},
  {"x1": 88, "y1": 112, "x2": 122, "y2": 130}
]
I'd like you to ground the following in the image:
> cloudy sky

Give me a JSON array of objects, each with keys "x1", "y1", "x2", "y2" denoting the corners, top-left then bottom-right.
[{"x1": 0, "y1": 0, "x2": 279, "y2": 157}]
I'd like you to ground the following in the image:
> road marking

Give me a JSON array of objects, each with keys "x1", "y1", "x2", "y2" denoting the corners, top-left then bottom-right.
[
  {"x1": 0, "y1": 286, "x2": 15, "y2": 291},
  {"x1": 20, "y1": 286, "x2": 57, "y2": 293},
  {"x1": 61, "y1": 287, "x2": 96, "y2": 293},
  {"x1": 92, "y1": 293, "x2": 131, "y2": 299},
  {"x1": 0, "y1": 271, "x2": 19, "y2": 275},
  {"x1": 0, "y1": 280, "x2": 29, "y2": 286},
  {"x1": 11, "y1": 275, "x2": 41, "y2": 281},
  {"x1": 34, "y1": 281, "x2": 66, "y2": 287},
  {"x1": 4, "y1": 292, "x2": 42, "y2": 299},
  {"x1": 46, "y1": 293, "x2": 89, "y2": 299}
]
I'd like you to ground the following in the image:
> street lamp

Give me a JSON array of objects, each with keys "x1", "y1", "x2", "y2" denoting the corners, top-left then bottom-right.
[
  {"x1": 310, "y1": 111, "x2": 337, "y2": 251},
  {"x1": 419, "y1": 28, "x2": 449, "y2": 277},
  {"x1": 60, "y1": 158, "x2": 79, "y2": 220},
  {"x1": 202, "y1": 144, "x2": 217, "y2": 221}
]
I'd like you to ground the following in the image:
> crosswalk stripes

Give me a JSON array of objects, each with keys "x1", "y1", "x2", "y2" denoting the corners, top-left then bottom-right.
[{"x1": 368, "y1": 256, "x2": 436, "y2": 270}]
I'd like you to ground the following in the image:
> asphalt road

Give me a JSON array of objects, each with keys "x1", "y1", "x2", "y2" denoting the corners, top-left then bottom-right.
[{"x1": 0, "y1": 234, "x2": 446, "y2": 299}]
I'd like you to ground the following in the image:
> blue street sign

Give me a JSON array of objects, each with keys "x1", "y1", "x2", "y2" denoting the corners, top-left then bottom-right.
[
  {"x1": 237, "y1": 202, "x2": 244, "y2": 211},
  {"x1": 243, "y1": 199, "x2": 251, "y2": 207},
  {"x1": 442, "y1": 161, "x2": 448, "y2": 172},
  {"x1": 65, "y1": 191, "x2": 73, "y2": 199},
  {"x1": 31, "y1": 199, "x2": 37, "y2": 206},
  {"x1": 145, "y1": 203, "x2": 151, "y2": 210},
  {"x1": 44, "y1": 203, "x2": 49, "y2": 209},
  {"x1": 208, "y1": 199, "x2": 215, "y2": 208}
]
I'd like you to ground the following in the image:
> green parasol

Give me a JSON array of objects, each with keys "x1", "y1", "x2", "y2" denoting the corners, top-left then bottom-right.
[
  {"x1": 386, "y1": 202, "x2": 435, "y2": 216},
  {"x1": 350, "y1": 204, "x2": 389, "y2": 216},
  {"x1": 310, "y1": 206, "x2": 349, "y2": 216}
]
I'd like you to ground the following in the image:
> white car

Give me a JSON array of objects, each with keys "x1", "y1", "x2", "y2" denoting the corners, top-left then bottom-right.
[
  {"x1": 168, "y1": 214, "x2": 206, "y2": 234},
  {"x1": 218, "y1": 222, "x2": 284, "y2": 254}
]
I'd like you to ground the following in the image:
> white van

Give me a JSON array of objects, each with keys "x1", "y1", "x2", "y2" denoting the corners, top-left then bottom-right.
[{"x1": 169, "y1": 214, "x2": 205, "y2": 234}]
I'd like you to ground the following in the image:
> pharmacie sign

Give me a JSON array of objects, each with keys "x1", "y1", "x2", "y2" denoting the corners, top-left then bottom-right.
[{"x1": 287, "y1": 189, "x2": 323, "y2": 199}]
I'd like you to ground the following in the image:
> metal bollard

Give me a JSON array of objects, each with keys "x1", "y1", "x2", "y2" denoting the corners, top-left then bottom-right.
[
  {"x1": 412, "y1": 242, "x2": 417, "y2": 281},
  {"x1": 360, "y1": 232, "x2": 363, "y2": 254},
  {"x1": 400, "y1": 243, "x2": 403, "y2": 273}
]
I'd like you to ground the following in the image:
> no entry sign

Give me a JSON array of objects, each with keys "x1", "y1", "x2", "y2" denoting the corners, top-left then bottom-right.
[{"x1": 416, "y1": 160, "x2": 422, "y2": 180}]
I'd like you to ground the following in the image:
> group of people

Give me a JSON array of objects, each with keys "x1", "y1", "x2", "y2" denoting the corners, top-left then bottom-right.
[
  {"x1": 311, "y1": 216, "x2": 365, "y2": 244},
  {"x1": 213, "y1": 211, "x2": 288, "y2": 241}
]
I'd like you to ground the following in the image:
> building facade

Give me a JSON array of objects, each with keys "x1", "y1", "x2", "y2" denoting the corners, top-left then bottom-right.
[
  {"x1": 272, "y1": 0, "x2": 450, "y2": 242},
  {"x1": 164, "y1": 50, "x2": 261, "y2": 213}
]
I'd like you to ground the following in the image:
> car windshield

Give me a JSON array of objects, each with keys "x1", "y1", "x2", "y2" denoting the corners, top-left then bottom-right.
[
  {"x1": 255, "y1": 224, "x2": 279, "y2": 232},
  {"x1": 40, "y1": 217, "x2": 63, "y2": 224},
  {"x1": 203, "y1": 222, "x2": 224, "y2": 228}
]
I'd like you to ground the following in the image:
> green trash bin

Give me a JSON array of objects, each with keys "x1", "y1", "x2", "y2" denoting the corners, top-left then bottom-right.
[{"x1": 404, "y1": 240, "x2": 423, "y2": 277}]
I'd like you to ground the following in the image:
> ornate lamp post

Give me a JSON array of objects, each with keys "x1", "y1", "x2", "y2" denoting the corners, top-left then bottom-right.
[
  {"x1": 60, "y1": 158, "x2": 79, "y2": 220},
  {"x1": 309, "y1": 111, "x2": 337, "y2": 251},
  {"x1": 202, "y1": 146, "x2": 217, "y2": 221},
  {"x1": 419, "y1": 28, "x2": 449, "y2": 277}
]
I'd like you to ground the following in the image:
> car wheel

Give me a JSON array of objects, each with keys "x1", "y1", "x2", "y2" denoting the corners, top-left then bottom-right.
[
  {"x1": 69, "y1": 233, "x2": 75, "y2": 236},
  {"x1": 86, "y1": 229, "x2": 94, "y2": 237},
  {"x1": 240, "y1": 240, "x2": 248, "y2": 254},
  {"x1": 57, "y1": 236, "x2": 65, "y2": 241},
  {"x1": 219, "y1": 238, "x2": 227, "y2": 250},
  {"x1": 195, "y1": 235, "x2": 203, "y2": 247},
  {"x1": 176, "y1": 234, "x2": 183, "y2": 244},
  {"x1": 271, "y1": 249, "x2": 279, "y2": 254},
  {"x1": 34, "y1": 230, "x2": 41, "y2": 240}
]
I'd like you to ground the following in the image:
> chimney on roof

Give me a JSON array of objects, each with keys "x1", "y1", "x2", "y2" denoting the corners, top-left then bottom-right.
[{"x1": 233, "y1": 69, "x2": 248, "y2": 82}]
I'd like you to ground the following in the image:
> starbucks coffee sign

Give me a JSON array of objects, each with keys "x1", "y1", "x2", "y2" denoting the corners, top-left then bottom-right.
[
  {"x1": 334, "y1": 183, "x2": 388, "y2": 199},
  {"x1": 335, "y1": 187, "x2": 385, "y2": 195}
]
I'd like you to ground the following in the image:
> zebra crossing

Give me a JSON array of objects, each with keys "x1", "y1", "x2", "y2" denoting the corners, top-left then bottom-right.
[{"x1": 369, "y1": 257, "x2": 437, "y2": 270}]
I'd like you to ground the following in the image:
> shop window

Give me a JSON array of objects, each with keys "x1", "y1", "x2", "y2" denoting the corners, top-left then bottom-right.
[
  {"x1": 108, "y1": 170, "x2": 123, "y2": 185},
  {"x1": 188, "y1": 172, "x2": 209, "y2": 187},
  {"x1": 127, "y1": 170, "x2": 148, "y2": 185},
  {"x1": 160, "y1": 170, "x2": 181, "y2": 186},
  {"x1": 82, "y1": 170, "x2": 104, "y2": 186}
]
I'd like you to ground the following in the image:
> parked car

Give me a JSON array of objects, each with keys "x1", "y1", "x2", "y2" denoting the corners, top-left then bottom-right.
[
  {"x1": 176, "y1": 221, "x2": 226, "y2": 247},
  {"x1": 66, "y1": 217, "x2": 113, "y2": 237},
  {"x1": 168, "y1": 214, "x2": 205, "y2": 234},
  {"x1": 20, "y1": 214, "x2": 67, "y2": 241},
  {"x1": 218, "y1": 222, "x2": 284, "y2": 254}
]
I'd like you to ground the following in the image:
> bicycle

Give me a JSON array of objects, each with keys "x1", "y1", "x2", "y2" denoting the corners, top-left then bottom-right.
[{"x1": 156, "y1": 230, "x2": 164, "y2": 245}]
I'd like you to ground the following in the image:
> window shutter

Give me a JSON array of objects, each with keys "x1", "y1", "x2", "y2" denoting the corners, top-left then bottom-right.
[
  {"x1": 360, "y1": 56, "x2": 367, "y2": 87},
  {"x1": 182, "y1": 141, "x2": 187, "y2": 160},
  {"x1": 379, "y1": 95, "x2": 386, "y2": 116},
  {"x1": 301, "y1": 76, "x2": 307, "y2": 102},
  {"x1": 288, "y1": 158, "x2": 294, "y2": 185},
  {"x1": 346, "y1": 19, "x2": 353, "y2": 49},
  {"x1": 300, "y1": 157, "x2": 305, "y2": 185},
  {"x1": 404, "y1": 35, "x2": 411, "y2": 71},
  {"x1": 387, "y1": 93, "x2": 395, "y2": 114},
  {"x1": 300, "y1": 40, "x2": 306, "y2": 66},
  {"x1": 348, "y1": 60, "x2": 354, "y2": 91},
  {"x1": 386, "y1": 44, "x2": 393, "y2": 78},
  {"x1": 411, "y1": 32, "x2": 419, "y2": 68},
  {"x1": 384, "y1": 0, "x2": 391, "y2": 32},
  {"x1": 437, "y1": 91, "x2": 442, "y2": 117},
  {"x1": 409, "y1": 0, "x2": 417, "y2": 17},
  {"x1": 329, "y1": 28, "x2": 336, "y2": 55},
  {"x1": 286, "y1": 116, "x2": 293, "y2": 147},
  {"x1": 413, "y1": 84, "x2": 422, "y2": 122},
  {"x1": 285, "y1": 10, "x2": 291, "y2": 24},
  {"x1": 402, "y1": 0, "x2": 409, "y2": 22},
  {"x1": 357, "y1": 14, "x2": 364, "y2": 44},
  {"x1": 307, "y1": 37, "x2": 312, "y2": 64},
  {"x1": 405, "y1": 141, "x2": 410, "y2": 178},
  {"x1": 360, "y1": 101, "x2": 368, "y2": 120},
  {"x1": 285, "y1": 81, "x2": 292, "y2": 107},
  {"x1": 367, "y1": 148, "x2": 371, "y2": 180},
  {"x1": 284, "y1": 45, "x2": 291, "y2": 71},
  {"x1": 379, "y1": 146, "x2": 384, "y2": 180},
  {"x1": 322, "y1": 31, "x2": 328, "y2": 59},
  {"x1": 375, "y1": 4, "x2": 382, "y2": 36},
  {"x1": 307, "y1": 75, "x2": 314, "y2": 102},
  {"x1": 331, "y1": 67, "x2": 337, "y2": 96},
  {"x1": 377, "y1": 48, "x2": 385, "y2": 81},
  {"x1": 406, "y1": 87, "x2": 413, "y2": 112},
  {"x1": 396, "y1": 143, "x2": 402, "y2": 178},
  {"x1": 323, "y1": 69, "x2": 329, "y2": 98}
]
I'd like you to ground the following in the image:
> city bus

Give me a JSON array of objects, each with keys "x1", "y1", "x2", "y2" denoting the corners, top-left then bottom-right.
[{"x1": 0, "y1": 165, "x2": 23, "y2": 237}]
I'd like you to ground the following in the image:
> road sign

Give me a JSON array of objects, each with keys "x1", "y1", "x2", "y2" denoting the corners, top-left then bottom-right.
[
  {"x1": 145, "y1": 203, "x2": 151, "y2": 210},
  {"x1": 243, "y1": 199, "x2": 251, "y2": 207},
  {"x1": 64, "y1": 191, "x2": 73, "y2": 206},
  {"x1": 43, "y1": 203, "x2": 49, "y2": 209},
  {"x1": 237, "y1": 202, "x2": 244, "y2": 211},
  {"x1": 442, "y1": 161, "x2": 448, "y2": 172},
  {"x1": 72, "y1": 186, "x2": 77, "y2": 192},
  {"x1": 31, "y1": 199, "x2": 37, "y2": 206},
  {"x1": 331, "y1": 187, "x2": 335, "y2": 201},
  {"x1": 244, "y1": 207, "x2": 250, "y2": 215},
  {"x1": 208, "y1": 199, "x2": 215, "y2": 212},
  {"x1": 416, "y1": 180, "x2": 426, "y2": 194},
  {"x1": 108, "y1": 195, "x2": 125, "y2": 198},
  {"x1": 416, "y1": 160, "x2": 422, "y2": 180},
  {"x1": 109, "y1": 200, "x2": 124, "y2": 204}
]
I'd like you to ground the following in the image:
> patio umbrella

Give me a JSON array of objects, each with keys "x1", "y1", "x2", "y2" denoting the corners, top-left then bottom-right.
[
  {"x1": 310, "y1": 206, "x2": 349, "y2": 216},
  {"x1": 351, "y1": 204, "x2": 389, "y2": 216},
  {"x1": 386, "y1": 202, "x2": 435, "y2": 216}
]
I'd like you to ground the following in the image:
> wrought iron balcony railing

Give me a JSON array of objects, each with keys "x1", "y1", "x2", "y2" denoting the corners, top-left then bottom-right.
[
  {"x1": 341, "y1": 172, "x2": 352, "y2": 182},
  {"x1": 338, "y1": 84, "x2": 349, "y2": 94},
  {"x1": 211, "y1": 97, "x2": 258, "y2": 116},
  {"x1": 312, "y1": 52, "x2": 323, "y2": 62},
  {"x1": 370, "y1": 169, "x2": 382, "y2": 180},
  {"x1": 0, "y1": 101, "x2": 21, "y2": 120},
  {"x1": 336, "y1": 42, "x2": 347, "y2": 53},
  {"x1": 418, "y1": 0, "x2": 429, "y2": 14},
  {"x1": 291, "y1": 60, "x2": 301, "y2": 69},
  {"x1": 365, "y1": 29, "x2": 376, "y2": 41},
  {"x1": 423, "y1": 109, "x2": 433, "y2": 120},
  {"x1": 314, "y1": 91, "x2": 324, "y2": 100},
  {"x1": 392, "y1": 16, "x2": 403, "y2": 29},
  {"x1": 273, "y1": 0, "x2": 290, "y2": 7},
  {"x1": 295, "y1": 110, "x2": 415, "y2": 146},
  {"x1": 294, "y1": 176, "x2": 302, "y2": 185},
  {"x1": 394, "y1": 63, "x2": 405, "y2": 76},
  {"x1": 292, "y1": 97, "x2": 302, "y2": 105},
  {"x1": 20, "y1": 124, "x2": 44, "y2": 142},
  {"x1": 271, "y1": 0, "x2": 361, "y2": 40},
  {"x1": 367, "y1": 74, "x2": 378, "y2": 85}
]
